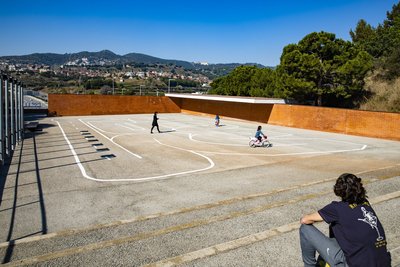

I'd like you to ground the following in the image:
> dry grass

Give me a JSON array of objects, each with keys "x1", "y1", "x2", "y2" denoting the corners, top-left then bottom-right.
[{"x1": 360, "y1": 73, "x2": 400, "y2": 113}]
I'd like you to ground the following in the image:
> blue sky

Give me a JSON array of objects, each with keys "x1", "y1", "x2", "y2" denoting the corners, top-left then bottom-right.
[{"x1": 0, "y1": 0, "x2": 398, "y2": 66}]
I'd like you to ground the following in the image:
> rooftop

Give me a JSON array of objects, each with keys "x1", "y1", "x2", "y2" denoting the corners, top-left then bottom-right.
[{"x1": 165, "y1": 93, "x2": 286, "y2": 104}]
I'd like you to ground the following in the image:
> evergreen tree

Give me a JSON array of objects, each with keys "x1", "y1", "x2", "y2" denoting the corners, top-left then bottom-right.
[
  {"x1": 350, "y1": 19, "x2": 381, "y2": 58},
  {"x1": 278, "y1": 32, "x2": 372, "y2": 106}
]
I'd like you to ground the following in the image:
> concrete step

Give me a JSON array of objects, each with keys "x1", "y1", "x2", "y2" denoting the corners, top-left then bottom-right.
[{"x1": 1, "y1": 175, "x2": 399, "y2": 266}]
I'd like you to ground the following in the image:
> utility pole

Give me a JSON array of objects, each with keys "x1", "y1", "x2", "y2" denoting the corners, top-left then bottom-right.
[
  {"x1": 168, "y1": 78, "x2": 174, "y2": 93},
  {"x1": 112, "y1": 77, "x2": 114, "y2": 95}
]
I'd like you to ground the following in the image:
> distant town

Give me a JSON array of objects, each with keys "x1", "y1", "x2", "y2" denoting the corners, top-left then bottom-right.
[{"x1": 0, "y1": 50, "x2": 263, "y2": 96}]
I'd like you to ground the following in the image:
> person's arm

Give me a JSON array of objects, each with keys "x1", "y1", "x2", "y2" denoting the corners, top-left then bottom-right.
[{"x1": 300, "y1": 212, "x2": 324, "y2": 225}]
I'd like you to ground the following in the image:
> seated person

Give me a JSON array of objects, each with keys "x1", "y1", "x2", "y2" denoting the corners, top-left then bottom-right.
[{"x1": 300, "y1": 173, "x2": 391, "y2": 267}]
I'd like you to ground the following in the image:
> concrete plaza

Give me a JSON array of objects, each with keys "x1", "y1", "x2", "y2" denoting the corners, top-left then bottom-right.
[{"x1": 1, "y1": 113, "x2": 399, "y2": 266}]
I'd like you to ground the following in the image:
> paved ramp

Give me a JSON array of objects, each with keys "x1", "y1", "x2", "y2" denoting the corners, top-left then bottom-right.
[{"x1": 1, "y1": 114, "x2": 399, "y2": 266}]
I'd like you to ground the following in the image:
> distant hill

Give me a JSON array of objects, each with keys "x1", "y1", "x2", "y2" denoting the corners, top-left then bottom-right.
[{"x1": 0, "y1": 50, "x2": 265, "y2": 70}]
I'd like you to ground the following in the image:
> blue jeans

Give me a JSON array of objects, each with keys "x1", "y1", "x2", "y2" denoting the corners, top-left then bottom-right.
[{"x1": 299, "y1": 224, "x2": 348, "y2": 267}]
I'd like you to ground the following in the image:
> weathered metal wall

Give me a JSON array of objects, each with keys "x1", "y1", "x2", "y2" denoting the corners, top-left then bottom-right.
[
  {"x1": 48, "y1": 94, "x2": 400, "y2": 141},
  {"x1": 176, "y1": 98, "x2": 400, "y2": 141},
  {"x1": 48, "y1": 94, "x2": 181, "y2": 116}
]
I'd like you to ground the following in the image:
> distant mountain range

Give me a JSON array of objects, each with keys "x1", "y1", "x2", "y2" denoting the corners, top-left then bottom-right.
[{"x1": 0, "y1": 50, "x2": 265, "y2": 69}]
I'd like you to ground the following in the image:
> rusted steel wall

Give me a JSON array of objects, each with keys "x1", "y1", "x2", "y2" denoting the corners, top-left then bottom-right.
[
  {"x1": 178, "y1": 98, "x2": 400, "y2": 141},
  {"x1": 48, "y1": 94, "x2": 181, "y2": 116},
  {"x1": 48, "y1": 94, "x2": 400, "y2": 140},
  {"x1": 269, "y1": 104, "x2": 400, "y2": 140},
  {"x1": 176, "y1": 98, "x2": 274, "y2": 123}
]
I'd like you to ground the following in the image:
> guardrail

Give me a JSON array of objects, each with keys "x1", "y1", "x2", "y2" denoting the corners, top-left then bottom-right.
[{"x1": 1, "y1": 73, "x2": 24, "y2": 165}]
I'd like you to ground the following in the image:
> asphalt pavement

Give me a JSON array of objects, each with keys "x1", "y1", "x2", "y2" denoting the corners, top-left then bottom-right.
[{"x1": 1, "y1": 113, "x2": 399, "y2": 266}]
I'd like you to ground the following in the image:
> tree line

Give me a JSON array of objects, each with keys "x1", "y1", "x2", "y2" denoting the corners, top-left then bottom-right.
[{"x1": 209, "y1": 2, "x2": 400, "y2": 109}]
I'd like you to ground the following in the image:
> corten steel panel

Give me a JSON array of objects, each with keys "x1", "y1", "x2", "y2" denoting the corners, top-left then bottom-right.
[
  {"x1": 48, "y1": 94, "x2": 180, "y2": 116},
  {"x1": 268, "y1": 104, "x2": 400, "y2": 141},
  {"x1": 345, "y1": 109, "x2": 400, "y2": 140},
  {"x1": 289, "y1": 105, "x2": 347, "y2": 133},
  {"x1": 181, "y1": 98, "x2": 399, "y2": 140},
  {"x1": 48, "y1": 94, "x2": 92, "y2": 116},
  {"x1": 49, "y1": 94, "x2": 400, "y2": 140},
  {"x1": 268, "y1": 104, "x2": 292, "y2": 126},
  {"x1": 179, "y1": 98, "x2": 273, "y2": 123}
]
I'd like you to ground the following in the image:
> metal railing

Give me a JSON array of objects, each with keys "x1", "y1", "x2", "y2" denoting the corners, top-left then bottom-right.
[{"x1": 1, "y1": 73, "x2": 24, "y2": 165}]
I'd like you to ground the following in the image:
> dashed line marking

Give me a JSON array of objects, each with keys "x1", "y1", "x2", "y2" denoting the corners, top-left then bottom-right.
[
  {"x1": 53, "y1": 120, "x2": 214, "y2": 183},
  {"x1": 79, "y1": 119, "x2": 142, "y2": 159}
]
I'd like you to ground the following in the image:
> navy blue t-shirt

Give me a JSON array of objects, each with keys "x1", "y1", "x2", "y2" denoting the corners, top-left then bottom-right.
[{"x1": 318, "y1": 200, "x2": 391, "y2": 267}]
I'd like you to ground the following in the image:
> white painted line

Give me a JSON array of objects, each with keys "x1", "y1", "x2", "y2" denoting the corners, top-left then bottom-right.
[
  {"x1": 110, "y1": 133, "x2": 136, "y2": 142},
  {"x1": 228, "y1": 134, "x2": 292, "y2": 140},
  {"x1": 83, "y1": 121, "x2": 123, "y2": 135},
  {"x1": 188, "y1": 134, "x2": 352, "y2": 149},
  {"x1": 79, "y1": 119, "x2": 142, "y2": 159},
  {"x1": 268, "y1": 143, "x2": 308, "y2": 147},
  {"x1": 124, "y1": 121, "x2": 146, "y2": 130},
  {"x1": 115, "y1": 123, "x2": 140, "y2": 132},
  {"x1": 195, "y1": 145, "x2": 367, "y2": 157},
  {"x1": 189, "y1": 135, "x2": 307, "y2": 148},
  {"x1": 114, "y1": 122, "x2": 147, "y2": 131},
  {"x1": 56, "y1": 121, "x2": 215, "y2": 183},
  {"x1": 270, "y1": 137, "x2": 364, "y2": 147},
  {"x1": 189, "y1": 133, "x2": 248, "y2": 147},
  {"x1": 55, "y1": 120, "x2": 95, "y2": 181}
]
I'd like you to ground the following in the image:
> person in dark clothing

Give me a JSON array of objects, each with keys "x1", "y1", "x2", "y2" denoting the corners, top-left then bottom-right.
[
  {"x1": 215, "y1": 114, "x2": 220, "y2": 127},
  {"x1": 151, "y1": 112, "x2": 161, "y2": 134},
  {"x1": 299, "y1": 173, "x2": 391, "y2": 267}
]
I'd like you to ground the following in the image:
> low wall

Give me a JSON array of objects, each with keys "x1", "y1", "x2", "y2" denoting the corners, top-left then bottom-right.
[
  {"x1": 174, "y1": 97, "x2": 400, "y2": 141},
  {"x1": 172, "y1": 98, "x2": 273, "y2": 122},
  {"x1": 48, "y1": 94, "x2": 400, "y2": 141},
  {"x1": 268, "y1": 104, "x2": 400, "y2": 141},
  {"x1": 48, "y1": 94, "x2": 181, "y2": 116}
]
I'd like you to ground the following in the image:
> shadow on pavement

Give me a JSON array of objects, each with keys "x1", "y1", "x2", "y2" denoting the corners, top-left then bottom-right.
[{"x1": 1, "y1": 129, "x2": 49, "y2": 263}]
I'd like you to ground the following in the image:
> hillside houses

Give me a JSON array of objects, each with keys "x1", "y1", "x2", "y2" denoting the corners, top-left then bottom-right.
[{"x1": 0, "y1": 59, "x2": 211, "y2": 86}]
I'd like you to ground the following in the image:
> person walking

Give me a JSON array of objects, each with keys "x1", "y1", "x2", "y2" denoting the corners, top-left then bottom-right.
[
  {"x1": 299, "y1": 173, "x2": 391, "y2": 267},
  {"x1": 151, "y1": 111, "x2": 161, "y2": 134},
  {"x1": 215, "y1": 114, "x2": 220, "y2": 127}
]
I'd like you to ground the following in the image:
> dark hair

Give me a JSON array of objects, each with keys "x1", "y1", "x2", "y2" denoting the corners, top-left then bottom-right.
[
  {"x1": 257, "y1": 125, "x2": 262, "y2": 131},
  {"x1": 333, "y1": 173, "x2": 367, "y2": 204}
]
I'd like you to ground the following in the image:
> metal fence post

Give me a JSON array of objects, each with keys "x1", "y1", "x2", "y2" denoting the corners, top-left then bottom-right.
[
  {"x1": 0, "y1": 74, "x2": 25, "y2": 165},
  {"x1": 19, "y1": 83, "x2": 24, "y2": 142},
  {"x1": 5, "y1": 77, "x2": 10, "y2": 156},
  {"x1": 16, "y1": 82, "x2": 22, "y2": 143},
  {"x1": 10, "y1": 79, "x2": 15, "y2": 150},
  {"x1": 0, "y1": 74, "x2": 4, "y2": 164}
]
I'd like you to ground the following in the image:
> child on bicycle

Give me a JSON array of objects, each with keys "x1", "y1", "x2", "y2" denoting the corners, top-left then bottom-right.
[{"x1": 255, "y1": 125, "x2": 267, "y2": 143}]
